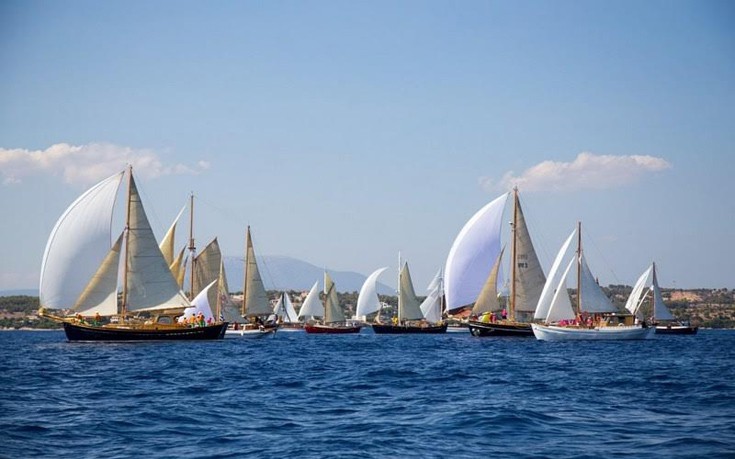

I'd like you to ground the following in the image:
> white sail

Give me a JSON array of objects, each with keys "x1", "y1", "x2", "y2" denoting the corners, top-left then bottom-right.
[
  {"x1": 545, "y1": 256, "x2": 576, "y2": 323},
  {"x1": 652, "y1": 264, "x2": 675, "y2": 321},
  {"x1": 625, "y1": 265, "x2": 653, "y2": 316},
  {"x1": 72, "y1": 232, "x2": 123, "y2": 317},
  {"x1": 274, "y1": 292, "x2": 299, "y2": 323},
  {"x1": 444, "y1": 193, "x2": 508, "y2": 311},
  {"x1": 242, "y1": 227, "x2": 272, "y2": 317},
  {"x1": 193, "y1": 237, "x2": 222, "y2": 309},
  {"x1": 190, "y1": 279, "x2": 217, "y2": 322},
  {"x1": 534, "y1": 228, "x2": 578, "y2": 320},
  {"x1": 125, "y1": 174, "x2": 191, "y2": 312},
  {"x1": 355, "y1": 267, "x2": 388, "y2": 319},
  {"x1": 40, "y1": 171, "x2": 124, "y2": 310},
  {"x1": 159, "y1": 204, "x2": 186, "y2": 267},
  {"x1": 324, "y1": 272, "x2": 344, "y2": 323},
  {"x1": 399, "y1": 262, "x2": 424, "y2": 321},
  {"x1": 420, "y1": 269, "x2": 443, "y2": 323},
  {"x1": 578, "y1": 255, "x2": 617, "y2": 314},
  {"x1": 511, "y1": 194, "x2": 546, "y2": 313},
  {"x1": 472, "y1": 248, "x2": 504, "y2": 316},
  {"x1": 298, "y1": 281, "x2": 324, "y2": 318}
]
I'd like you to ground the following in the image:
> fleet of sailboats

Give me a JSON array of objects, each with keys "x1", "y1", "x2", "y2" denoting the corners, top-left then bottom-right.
[{"x1": 37, "y1": 169, "x2": 694, "y2": 342}]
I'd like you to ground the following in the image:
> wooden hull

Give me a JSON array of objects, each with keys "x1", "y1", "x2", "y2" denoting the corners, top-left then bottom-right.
[
  {"x1": 531, "y1": 323, "x2": 655, "y2": 341},
  {"x1": 468, "y1": 320, "x2": 534, "y2": 337},
  {"x1": 372, "y1": 323, "x2": 448, "y2": 334},
  {"x1": 655, "y1": 325, "x2": 699, "y2": 335},
  {"x1": 63, "y1": 321, "x2": 228, "y2": 341},
  {"x1": 304, "y1": 324, "x2": 362, "y2": 334}
]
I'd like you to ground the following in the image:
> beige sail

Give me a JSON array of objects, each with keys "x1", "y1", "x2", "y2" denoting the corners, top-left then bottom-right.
[
  {"x1": 324, "y1": 271, "x2": 344, "y2": 323},
  {"x1": 159, "y1": 205, "x2": 185, "y2": 267},
  {"x1": 398, "y1": 262, "x2": 424, "y2": 321},
  {"x1": 73, "y1": 232, "x2": 124, "y2": 317},
  {"x1": 472, "y1": 247, "x2": 504, "y2": 316},
  {"x1": 218, "y1": 259, "x2": 244, "y2": 323},
  {"x1": 242, "y1": 227, "x2": 272, "y2": 317},
  {"x1": 194, "y1": 237, "x2": 221, "y2": 309},
  {"x1": 511, "y1": 193, "x2": 546, "y2": 315},
  {"x1": 125, "y1": 174, "x2": 190, "y2": 312},
  {"x1": 170, "y1": 246, "x2": 187, "y2": 288}
]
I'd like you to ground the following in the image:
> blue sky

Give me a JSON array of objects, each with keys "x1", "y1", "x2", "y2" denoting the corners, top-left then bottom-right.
[{"x1": 1, "y1": 0, "x2": 734, "y2": 291}]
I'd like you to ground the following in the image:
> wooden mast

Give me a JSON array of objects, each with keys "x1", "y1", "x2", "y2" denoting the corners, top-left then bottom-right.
[
  {"x1": 188, "y1": 192, "x2": 196, "y2": 298},
  {"x1": 242, "y1": 226, "x2": 250, "y2": 317},
  {"x1": 121, "y1": 166, "x2": 133, "y2": 320},
  {"x1": 576, "y1": 221, "x2": 582, "y2": 318}
]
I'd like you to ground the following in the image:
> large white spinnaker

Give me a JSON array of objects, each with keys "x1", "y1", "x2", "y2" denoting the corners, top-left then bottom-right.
[
  {"x1": 40, "y1": 171, "x2": 124, "y2": 310},
  {"x1": 355, "y1": 267, "x2": 388, "y2": 319},
  {"x1": 444, "y1": 193, "x2": 508, "y2": 311}
]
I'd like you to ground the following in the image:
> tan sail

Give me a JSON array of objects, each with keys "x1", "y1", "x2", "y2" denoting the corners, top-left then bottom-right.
[
  {"x1": 159, "y1": 205, "x2": 185, "y2": 267},
  {"x1": 398, "y1": 262, "x2": 424, "y2": 321},
  {"x1": 472, "y1": 247, "x2": 504, "y2": 316},
  {"x1": 73, "y1": 232, "x2": 124, "y2": 317},
  {"x1": 125, "y1": 174, "x2": 190, "y2": 312},
  {"x1": 242, "y1": 227, "x2": 272, "y2": 317},
  {"x1": 510, "y1": 191, "x2": 546, "y2": 315},
  {"x1": 324, "y1": 272, "x2": 344, "y2": 323},
  {"x1": 170, "y1": 246, "x2": 187, "y2": 288},
  {"x1": 194, "y1": 237, "x2": 222, "y2": 310}
]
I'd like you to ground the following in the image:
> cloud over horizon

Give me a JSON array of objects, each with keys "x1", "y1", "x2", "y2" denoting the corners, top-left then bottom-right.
[
  {"x1": 0, "y1": 143, "x2": 210, "y2": 186},
  {"x1": 481, "y1": 152, "x2": 671, "y2": 193}
]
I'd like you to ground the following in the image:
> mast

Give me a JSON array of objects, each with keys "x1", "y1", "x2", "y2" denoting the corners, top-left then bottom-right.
[
  {"x1": 188, "y1": 192, "x2": 196, "y2": 297},
  {"x1": 510, "y1": 187, "x2": 519, "y2": 321},
  {"x1": 121, "y1": 166, "x2": 133, "y2": 319},
  {"x1": 651, "y1": 262, "x2": 657, "y2": 321},
  {"x1": 242, "y1": 226, "x2": 250, "y2": 316},
  {"x1": 576, "y1": 221, "x2": 582, "y2": 316},
  {"x1": 397, "y1": 251, "x2": 402, "y2": 322}
]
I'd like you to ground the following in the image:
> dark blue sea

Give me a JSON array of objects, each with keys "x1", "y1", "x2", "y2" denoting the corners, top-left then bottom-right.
[{"x1": 1, "y1": 329, "x2": 734, "y2": 459}]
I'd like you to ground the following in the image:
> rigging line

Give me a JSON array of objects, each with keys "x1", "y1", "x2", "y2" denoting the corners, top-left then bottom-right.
[{"x1": 580, "y1": 225, "x2": 622, "y2": 287}]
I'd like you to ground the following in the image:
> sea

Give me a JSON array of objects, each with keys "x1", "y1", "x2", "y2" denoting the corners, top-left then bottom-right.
[{"x1": 1, "y1": 329, "x2": 734, "y2": 459}]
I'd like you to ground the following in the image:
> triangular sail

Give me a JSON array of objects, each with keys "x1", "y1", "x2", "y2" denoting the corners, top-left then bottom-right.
[
  {"x1": 218, "y1": 260, "x2": 244, "y2": 323},
  {"x1": 578, "y1": 255, "x2": 617, "y2": 314},
  {"x1": 355, "y1": 267, "x2": 388, "y2": 319},
  {"x1": 534, "y1": 227, "x2": 577, "y2": 320},
  {"x1": 159, "y1": 204, "x2": 186, "y2": 267},
  {"x1": 40, "y1": 171, "x2": 124, "y2": 310},
  {"x1": 625, "y1": 265, "x2": 653, "y2": 316},
  {"x1": 125, "y1": 173, "x2": 191, "y2": 312},
  {"x1": 324, "y1": 272, "x2": 344, "y2": 323},
  {"x1": 190, "y1": 279, "x2": 217, "y2": 322},
  {"x1": 73, "y1": 231, "x2": 124, "y2": 316},
  {"x1": 545, "y1": 256, "x2": 576, "y2": 323},
  {"x1": 298, "y1": 282, "x2": 324, "y2": 318},
  {"x1": 420, "y1": 269, "x2": 443, "y2": 323},
  {"x1": 274, "y1": 292, "x2": 299, "y2": 323},
  {"x1": 242, "y1": 227, "x2": 272, "y2": 317},
  {"x1": 511, "y1": 195, "x2": 546, "y2": 313},
  {"x1": 652, "y1": 264, "x2": 675, "y2": 321},
  {"x1": 193, "y1": 237, "x2": 221, "y2": 309},
  {"x1": 444, "y1": 192, "x2": 508, "y2": 311},
  {"x1": 472, "y1": 248, "x2": 504, "y2": 316},
  {"x1": 399, "y1": 262, "x2": 424, "y2": 321}
]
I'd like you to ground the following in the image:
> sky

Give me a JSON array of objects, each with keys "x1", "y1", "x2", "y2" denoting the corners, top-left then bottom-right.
[{"x1": 1, "y1": 0, "x2": 734, "y2": 292}]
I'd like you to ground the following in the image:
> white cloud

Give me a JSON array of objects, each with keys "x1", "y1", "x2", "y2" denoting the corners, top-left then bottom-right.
[
  {"x1": 481, "y1": 152, "x2": 672, "y2": 193},
  {"x1": 0, "y1": 143, "x2": 209, "y2": 186}
]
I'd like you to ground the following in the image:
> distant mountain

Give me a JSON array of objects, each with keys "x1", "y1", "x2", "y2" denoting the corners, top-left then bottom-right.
[
  {"x1": 223, "y1": 255, "x2": 394, "y2": 295},
  {"x1": 0, "y1": 289, "x2": 38, "y2": 297}
]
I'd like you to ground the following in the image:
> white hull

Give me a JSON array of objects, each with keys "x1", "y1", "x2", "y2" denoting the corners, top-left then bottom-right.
[
  {"x1": 446, "y1": 324, "x2": 470, "y2": 333},
  {"x1": 225, "y1": 328, "x2": 275, "y2": 339},
  {"x1": 531, "y1": 323, "x2": 655, "y2": 341}
]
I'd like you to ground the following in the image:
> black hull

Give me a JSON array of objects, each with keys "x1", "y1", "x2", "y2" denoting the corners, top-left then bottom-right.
[
  {"x1": 655, "y1": 325, "x2": 699, "y2": 335},
  {"x1": 63, "y1": 322, "x2": 228, "y2": 341},
  {"x1": 372, "y1": 323, "x2": 448, "y2": 334},
  {"x1": 467, "y1": 321, "x2": 534, "y2": 337}
]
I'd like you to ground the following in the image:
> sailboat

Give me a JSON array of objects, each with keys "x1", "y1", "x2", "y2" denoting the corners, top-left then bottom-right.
[
  {"x1": 304, "y1": 272, "x2": 362, "y2": 333},
  {"x1": 226, "y1": 226, "x2": 277, "y2": 338},
  {"x1": 273, "y1": 291, "x2": 303, "y2": 332},
  {"x1": 447, "y1": 188, "x2": 544, "y2": 337},
  {"x1": 38, "y1": 167, "x2": 227, "y2": 340},
  {"x1": 372, "y1": 259, "x2": 447, "y2": 334},
  {"x1": 626, "y1": 263, "x2": 698, "y2": 335},
  {"x1": 530, "y1": 223, "x2": 655, "y2": 341}
]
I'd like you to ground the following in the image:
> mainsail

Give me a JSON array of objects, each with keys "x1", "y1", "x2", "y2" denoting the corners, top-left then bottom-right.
[
  {"x1": 298, "y1": 281, "x2": 324, "y2": 319},
  {"x1": 651, "y1": 264, "x2": 675, "y2": 321},
  {"x1": 193, "y1": 237, "x2": 222, "y2": 309},
  {"x1": 510, "y1": 193, "x2": 546, "y2": 315},
  {"x1": 324, "y1": 272, "x2": 344, "y2": 323},
  {"x1": 578, "y1": 255, "x2": 617, "y2": 314},
  {"x1": 242, "y1": 227, "x2": 272, "y2": 317},
  {"x1": 444, "y1": 193, "x2": 508, "y2": 311},
  {"x1": 40, "y1": 171, "x2": 124, "y2": 309},
  {"x1": 398, "y1": 262, "x2": 424, "y2": 321},
  {"x1": 273, "y1": 292, "x2": 298, "y2": 323}
]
